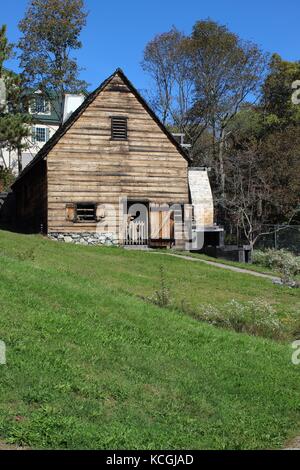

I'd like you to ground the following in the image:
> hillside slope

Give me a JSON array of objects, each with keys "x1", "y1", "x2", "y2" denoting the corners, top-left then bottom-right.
[{"x1": 0, "y1": 230, "x2": 299, "y2": 449}]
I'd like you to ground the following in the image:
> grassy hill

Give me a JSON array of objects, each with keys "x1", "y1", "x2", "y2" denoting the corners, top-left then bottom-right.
[{"x1": 0, "y1": 230, "x2": 299, "y2": 449}]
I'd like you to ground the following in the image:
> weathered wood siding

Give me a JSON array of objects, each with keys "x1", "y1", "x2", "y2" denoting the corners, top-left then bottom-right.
[{"x1": 47, "y1": 73, "x2": 189, "y2": 240}]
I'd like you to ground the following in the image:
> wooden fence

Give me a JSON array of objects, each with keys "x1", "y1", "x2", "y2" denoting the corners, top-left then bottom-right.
[{"x1": 124, "y1": 220, "x2": 147, "y2": 245}]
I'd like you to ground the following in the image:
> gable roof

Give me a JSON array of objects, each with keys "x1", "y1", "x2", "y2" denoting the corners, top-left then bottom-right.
[{"x1": 12, "y1": 68, "x2": 190, "y2": 187}]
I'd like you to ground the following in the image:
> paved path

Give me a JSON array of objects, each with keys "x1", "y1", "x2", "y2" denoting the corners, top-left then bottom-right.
[
  {"x1": 0, "y1": 441, "x2": 27, "y2": 450},
  {"x1": 284, "y1": 436, "x2": 300, "y2": 450},
  {"x1": 149, "y1": 252, "x2": 281, "y2": 282}
]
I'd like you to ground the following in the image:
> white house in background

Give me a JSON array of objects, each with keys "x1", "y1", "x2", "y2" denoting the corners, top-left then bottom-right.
[{"x1": 0, "y1": 90, "x2": 85, "y2": 174}]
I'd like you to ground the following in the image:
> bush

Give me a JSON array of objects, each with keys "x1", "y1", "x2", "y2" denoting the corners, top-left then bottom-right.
[
  {"x1": 195, "y1": 299, "x2": 284, "y2": 340},
  {"x1": 252, "y1": 250, "x2": 272, "y2": 267},
  {"x1": 253, "y1": 249, "x2": 300, "y2": 285}
]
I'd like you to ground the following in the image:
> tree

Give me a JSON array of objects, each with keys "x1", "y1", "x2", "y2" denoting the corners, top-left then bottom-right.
[
  {"x1": 0, "y1": 24, "x2": 13, "y2": 77},
  {"x1": 262, "y1": 54, "x2": 300, "y2": 128},
  {"x1": 18, "y1": 0, "x2": 88, "y2": 96},
  {"x1": 0, "y1": 25, "x2": 31, "y2": 174},
  {"x1": 224, "y1": 142, "x2": 267, "y2": 249},
  {"x1": 224, "y1": 115, "x2": 300, "y2": 250},
  {"x1": 142, "y1": 20, "x2": 268, "y2": 204},
  {"x1": 142, "y1": 28, "x2": 210, "y2": 151},
  {"x1": 142, "y1": 28, "x2": 194, "y2": 130},
  {"x1": 261, "y1": 126, "x2": 300, "y2": 222},
  {"x1": 185, "y1": 20, "x2": 267, "y2": 201}
]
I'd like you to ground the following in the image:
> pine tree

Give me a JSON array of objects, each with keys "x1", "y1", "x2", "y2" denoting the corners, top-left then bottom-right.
[{"x1": 0, "y1": 25, "x2": 31, "y2": 174}]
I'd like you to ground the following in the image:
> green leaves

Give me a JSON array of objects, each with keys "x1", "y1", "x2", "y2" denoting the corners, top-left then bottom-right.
[
  {"x1": 0, "y1": 25, "x2": 31, "y2": 171},
  {"x1": 18, "y1": 0, "x2": 88, "y2": 93},
  {"x1": 262, "y1": 53, "x2": 300, "y2": 127},
  {"x1": 0, "y1": 25, "x2": 14, "y2": 77}
]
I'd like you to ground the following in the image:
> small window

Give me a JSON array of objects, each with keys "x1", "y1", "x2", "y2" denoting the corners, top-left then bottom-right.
[
  {"x1": 33, "y1": 127, "x2": 47, "y2": 143},
  {"x1": 111, "y1": 116, "x2": 127, "y2": 140},
  {"x1": 76, "y1": 203, "x2": 96, "y2": 222}
]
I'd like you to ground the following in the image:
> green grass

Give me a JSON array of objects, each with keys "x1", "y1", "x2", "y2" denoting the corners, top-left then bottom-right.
[{"x1": 0, "y1": 230, "x2": 300, "y2": 449}]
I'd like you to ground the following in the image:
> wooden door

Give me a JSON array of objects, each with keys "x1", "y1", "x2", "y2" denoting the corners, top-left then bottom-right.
[{"x1": 150, "y1": 205, "x2": 174, "y2": 246}]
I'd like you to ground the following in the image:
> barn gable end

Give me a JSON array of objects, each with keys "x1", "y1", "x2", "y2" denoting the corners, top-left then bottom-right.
[{"x1": 44, "y1": 70, "x2": 189, "y2": 244}]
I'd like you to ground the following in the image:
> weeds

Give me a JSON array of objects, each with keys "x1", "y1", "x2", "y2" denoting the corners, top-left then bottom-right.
[
  {"x1": 15, "y1": 248, "x2": 36, "y2": 262},
  {"x1": 147, "y1": 264, "x2": 171, "y2": 307},
  {"x1": 195, "y1": 299, "x2": 285, "y2": 340},
  {"x1": 146, "y1": 266, "x2": 295, "y2": 340}
]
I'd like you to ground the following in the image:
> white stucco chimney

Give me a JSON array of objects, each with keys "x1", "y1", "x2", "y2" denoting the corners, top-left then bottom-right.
[
  {"x1": 188, "y1": 167, "x2": 214, "y2": 227},
  {"x1": 62, "y1": 94, "x2": 85, "y2": 123}
]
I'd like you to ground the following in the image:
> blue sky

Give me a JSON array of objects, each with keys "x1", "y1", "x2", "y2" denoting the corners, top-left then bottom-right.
[{"x1": 2, "y1": 0, "x2": 300, "y2": 92}]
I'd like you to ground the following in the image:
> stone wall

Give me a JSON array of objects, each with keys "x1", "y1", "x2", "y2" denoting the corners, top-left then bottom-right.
[{"x1": 48, "y1": 232, "x2": 119, "y2": 246}]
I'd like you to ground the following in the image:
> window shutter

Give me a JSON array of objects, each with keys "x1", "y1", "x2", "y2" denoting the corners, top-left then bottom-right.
[
  {"x1": 66, "y1": 203, "x2": 75, "y2": 222},
  {"x1": 31, "y1": 126, "x2": 36, "y2": 143},
  {"x1": 30, "y1": 99, "x2": 36, "y2": 114},
  {"x1": 161, "y1": 210, "x2": 171, "y2": 239},
  {"x1": 45, "y1": 128, "x2": 50, "y2": 142},
  {"x1": 150, "y1": 205, "x2": 161, "y2": 240},
  {"x1": 45, "y1": 100, "x2": 50, "y2": 113}
]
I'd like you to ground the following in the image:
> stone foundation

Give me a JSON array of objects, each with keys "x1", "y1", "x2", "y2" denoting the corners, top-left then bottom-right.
[{"x1": 48, "y1": 232, "x2": 119, "y2": 246}]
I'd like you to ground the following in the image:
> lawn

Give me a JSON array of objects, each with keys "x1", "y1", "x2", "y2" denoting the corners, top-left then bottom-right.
[{"x1": 0, "y1": 229, "x2": 299, "y2": 449}]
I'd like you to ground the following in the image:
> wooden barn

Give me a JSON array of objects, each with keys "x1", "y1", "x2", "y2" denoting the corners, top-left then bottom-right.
[{"x1": 11, "y1": 69, "x2": 218, "y2": 248}]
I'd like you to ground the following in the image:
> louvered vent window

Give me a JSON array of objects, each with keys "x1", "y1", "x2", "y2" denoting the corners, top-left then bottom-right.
[{"x1": 111, "y1": 116, "x2": 128, "y2": 140}]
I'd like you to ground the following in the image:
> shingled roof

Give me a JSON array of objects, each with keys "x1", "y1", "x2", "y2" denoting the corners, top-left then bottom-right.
[{"x1": 12, "y1": 68, "x2": 190, "y2": 187}]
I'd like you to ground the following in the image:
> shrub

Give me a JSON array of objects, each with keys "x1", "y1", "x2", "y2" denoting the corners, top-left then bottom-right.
[
  {"x1": 252, "y1": 250, "x2": 272, "y2": 267},
  {"x1": 253, "y1": 249, "x2": 300, "y2": 285},
  {"x1": 195, "y1": 299, "x2": 284, "y2": 340}
]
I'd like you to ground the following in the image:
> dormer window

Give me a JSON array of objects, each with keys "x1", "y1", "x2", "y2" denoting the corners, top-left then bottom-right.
[
  {"x1": 111, "y1": 116, "x2": 127, "y2": 140},
  {"x1": 30, "y1": 95, "x2": 50, "y2": 115}
]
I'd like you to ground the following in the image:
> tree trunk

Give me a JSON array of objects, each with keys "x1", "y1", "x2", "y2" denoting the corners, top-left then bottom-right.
[
  {"x1": 218, "y1": 128, "x2": 226, "y2": 201},
  {"x1": 17, "y1": 147, "x2": 22, "y2": 174},
  {"x1": 0, "y1": 147, "x2": 8, "y2": 169}
]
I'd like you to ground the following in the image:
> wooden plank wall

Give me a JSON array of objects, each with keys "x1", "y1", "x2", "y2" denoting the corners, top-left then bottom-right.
[{"x1": 47, "y1": 73, "x2": 189, "y2": 241}]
